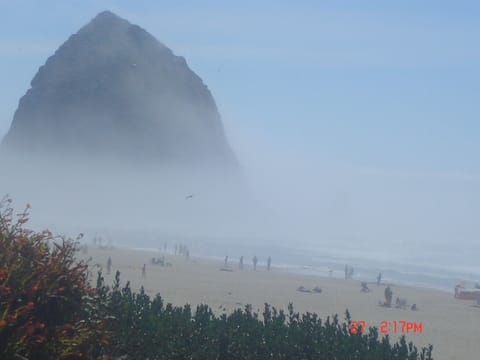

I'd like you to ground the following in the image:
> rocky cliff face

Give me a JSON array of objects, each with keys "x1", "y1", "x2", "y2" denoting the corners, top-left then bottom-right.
[{"x1": 1, "y1": 11, "x2": 237, "y2": 168}]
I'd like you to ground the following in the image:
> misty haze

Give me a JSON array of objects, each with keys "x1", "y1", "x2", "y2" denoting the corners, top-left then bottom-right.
[{"x1": 1, "y1": 3, "x2": 479, "y2": 359}]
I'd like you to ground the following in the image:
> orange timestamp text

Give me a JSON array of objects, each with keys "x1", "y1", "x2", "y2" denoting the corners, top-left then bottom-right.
[{"x1": 349, "y1": 320, "x2": 423, "y2": 334}]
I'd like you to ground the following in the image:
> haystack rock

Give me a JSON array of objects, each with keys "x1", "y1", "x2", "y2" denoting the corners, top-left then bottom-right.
[{"x1": 1, "y1": 11, "x2": 238, "y2": 169}]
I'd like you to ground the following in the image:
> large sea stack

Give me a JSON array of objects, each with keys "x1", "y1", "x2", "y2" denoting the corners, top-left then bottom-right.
[{"x1": 1, "y1": 11, "x2": 237, "y2": 169}]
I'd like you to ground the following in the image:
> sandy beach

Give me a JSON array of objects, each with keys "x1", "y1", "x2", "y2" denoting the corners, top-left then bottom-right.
[{"x1": 79, "y1": 246, "x2": 479, "y2": 360}]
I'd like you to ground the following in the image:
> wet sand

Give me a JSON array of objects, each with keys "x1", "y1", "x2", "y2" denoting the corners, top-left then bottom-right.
[{"x1": 80, "y1": 246, "x2": 479, "y2": 360}]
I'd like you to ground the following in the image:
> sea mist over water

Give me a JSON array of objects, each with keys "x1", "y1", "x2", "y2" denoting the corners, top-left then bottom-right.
[{"x1": 1, "y1": 139, "x2": 479, "y2": 291}]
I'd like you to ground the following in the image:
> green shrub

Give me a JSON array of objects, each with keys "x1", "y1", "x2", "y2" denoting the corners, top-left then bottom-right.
[{"x1": 95, "y1": 271, "x2": 434, "y2": 360}]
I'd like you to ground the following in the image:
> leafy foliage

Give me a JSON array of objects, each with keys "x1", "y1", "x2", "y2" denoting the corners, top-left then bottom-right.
[
  {"x1": 0, "y1": 197, "x2": 106, "y2": 359},
  {"x1": 96, "y1": 271, "x2": 434, "y2": 360}
]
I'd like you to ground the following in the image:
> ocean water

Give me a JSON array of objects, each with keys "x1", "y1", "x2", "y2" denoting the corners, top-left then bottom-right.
[{"x1": 106, "y1": 232, "x2": 480, "y2": 294}]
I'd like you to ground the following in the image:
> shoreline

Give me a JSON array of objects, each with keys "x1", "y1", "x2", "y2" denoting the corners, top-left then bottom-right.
[{"x1": 114, "y1": 243, "x2": 469, "y2": 294}]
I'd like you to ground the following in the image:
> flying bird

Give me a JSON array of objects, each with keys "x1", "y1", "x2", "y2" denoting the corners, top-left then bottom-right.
[{"x1": 185, "y1": 194, "x2": 194, "y2": 200}]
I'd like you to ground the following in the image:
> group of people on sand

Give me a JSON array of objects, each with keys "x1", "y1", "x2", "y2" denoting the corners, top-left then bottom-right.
[
  {"x1": 344, "y1": 265, "x2": 354, "y2": 279},
  {"x1": 105, "y1": 256, "x2": 147, "y2": 279},
  {"x1": 224, "y1": 255, "x2": 272, "y2": 271},
  {"x1": 381, "y1": 285, "x2": 417, "y2": 311},
  {"x1": 356, "y1": 271, "x2": 418, "y2": 311},
  {"x1": 173, "y1": 243, "x2": 190, "y2": 259},
  {"x1": 151, "y1": 256, "x2": 172, "y2": 267},
  {"x1": 92, "y1": 235, "x2": 113, "y2": 250}
]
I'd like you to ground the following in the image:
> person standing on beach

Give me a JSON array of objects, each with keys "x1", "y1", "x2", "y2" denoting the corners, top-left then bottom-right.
[
  {"x1": 377, "y1": 272, "x2": 382, "y2": 285},
  {"x1": 239, "y1": 256, "x2": 244, "y2": 270},
  {"x1": 384, "y1": 286, "x2": 393, "y2": 307},
  {"x1": 107, "y1": 256, "x2": 112, "y2": 275},
  {"x1": 253, "y1": 256, "x2": 258, "y2": 271},
  {"x1": 267, "y1": 256, "x2": 271, "y2": 271},
  {"x1": 142, "y1": 264, "x2": 146, "y2": 278},
  {"x1": 224, "y1": 256, "x2": 229, "y2": 267}
]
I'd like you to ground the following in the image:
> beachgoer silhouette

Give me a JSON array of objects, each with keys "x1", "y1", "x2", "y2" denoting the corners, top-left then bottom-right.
[
  {"x1": 174, "y1": 244, "x2": 178, "y2": 256},
  {"x1": 142, "y1": 264, "x2": 146, "y2": 278},
  {"x1": 395, "y1": 297, "x2": 407, "y2": 309},
  {"x1": 267, "y1": 256, "x2": 271, "y2": 271},
  {"x1": 253, "y1": 256, "x2": 258, "y2": 271},
  {"x1": 224, "y1": 256, "x2": 229, "y2": 267},
  {"x1": 384, "y1": 286, "x2": 393, "y2": 307},
  {"x1": 239, "y1": 256, "x2": 244, "y2": 270},
  {"x1": 185, "y1": 250, "x2": 189, "y2": 262},
  {"x1": 345, "y1": 264, "x2": 348, "y2": 280},
  {"x1": 377, "y1": 272, "x2": 382, "y2": 285},
  {"x1": 107, "y1": 256, "x2": 112, "y2": 275}
]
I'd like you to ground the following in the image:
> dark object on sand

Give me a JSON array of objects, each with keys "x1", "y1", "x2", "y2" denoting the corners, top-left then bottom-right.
[
  {"x1": 151, "y1": 257, "x2": 166, "y2": 266},
  {"x1": 454, "y1": 284, "x2": 480, "y2": 300},
  {"x1": 384, "y1": 286, "x2": 393, "y2": 307},
  {"x1": 107, "y1": 256, "x2": 112, "y2": 275},
  {"x1": 312, "y1": 286, "x2": 322, "y2": 293},
  {"x1": 297, "y1": 286, "x2": 311, "y2": 293},
  {"x1": 220, "y1": 268, "x2": 233, "y2": 272},
  {"x1": 411, "y1": 304, "x2": 418, "y2": 311},
  {"x1": 361, "y1": 282, "x2": 370, "y2": 292},
  {"x1": 395, "y1": 297, "x2": 407, "y2": 309}
]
